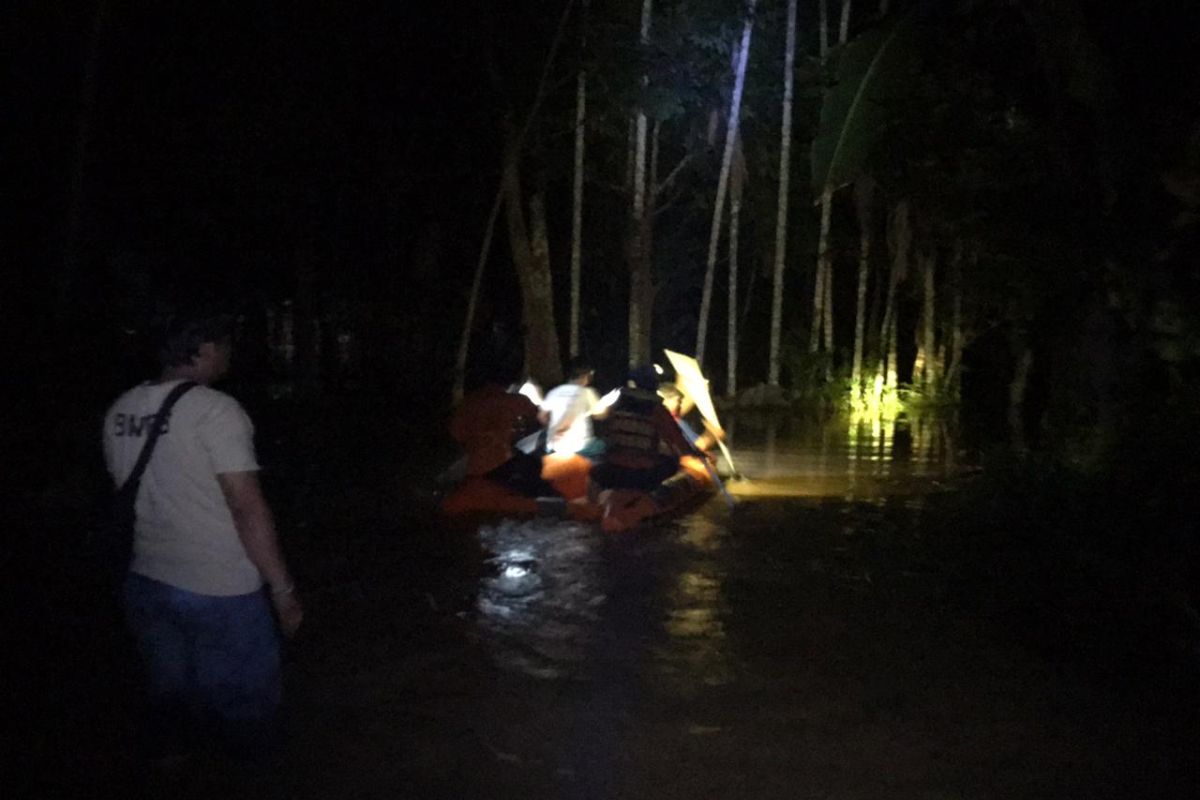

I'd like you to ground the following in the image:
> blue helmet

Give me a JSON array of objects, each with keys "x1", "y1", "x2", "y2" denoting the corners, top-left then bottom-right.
[{"x1": 627, "y1": 364, "x2": 659, "y2": 391}]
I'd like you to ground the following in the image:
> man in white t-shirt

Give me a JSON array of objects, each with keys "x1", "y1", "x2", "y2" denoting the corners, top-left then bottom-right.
[
  {"x1": 538, "y1": 358, "x2": 608, "y2": 459},
  {"x1": 102, "y1": 303, "x2": 302, "y2": 763}
]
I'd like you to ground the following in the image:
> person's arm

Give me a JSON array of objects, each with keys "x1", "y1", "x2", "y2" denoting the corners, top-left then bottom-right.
[
  {"x1": 218, "y1": 471, "x2": 303, "y2": 637},
  {"x1": 586, "y1": 387, "x2": 611, "y2": 420}
]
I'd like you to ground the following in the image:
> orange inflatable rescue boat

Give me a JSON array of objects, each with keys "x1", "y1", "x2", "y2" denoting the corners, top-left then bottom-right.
[{"x1": 438, "y1": 453, "x2": 715, "y2": 530}]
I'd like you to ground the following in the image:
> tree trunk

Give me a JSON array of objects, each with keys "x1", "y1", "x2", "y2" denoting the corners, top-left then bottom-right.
[
  {"x1": 453, "y1": 192, "x2": 504, "y2": 401},
  {"x1": 1008, "y1": 343, "x2": 1033, "y2": 451},
  {"x1": 823, "y1": 230, "x2": 834, "y2": 379},
  {"x1": 629, "y1": 109, "x2": 649, "y2": 369},
  {"x1": 629, "y1": 121, "x2": 661, "y2": 367},
  {"x1": 628, "y1": 0, "x2": 653, "y2": 369},
  {"x1": 767, "y1": 0, "x2": 797, "y2": 387},
  {"x1": 810, "y1": 187, "x2": 833, "y2": 354},
  {"x1": 502, "y1": 148, "x2": 562, "y2": 388},
  {"x1": 819, "y1": 0, "x2": 829, "y2": 61},
  {"x1": 918, "y1": 249, "x2": 937, "y2": 391},
  {"x1": 727, "y1": 137, "x2": 745, "y2": 397},
  {"x1": 453, "y1": 0, "x2": 575, "y2": 400},
  {"x1": 878, "y1": 200, "x2": 910, "y2": 395},
  {"x1": 839, "y1": 0, "x2": 852, "y2": 46},
  {"x1": 696, "y1": 0, "x2": 758, "y2": 368},
  {"x1": 851, "y1": 177, "x2": 875, "y2": 403},
  {"x1": 945, "y1": 240, "x2": 965, "y2": 398},
  {"x1": 885, "y1": 300, "x2": 899, "y2": 392},
  {"x1": 569, "y1": 1, "x2": 589, "y2": 358}
]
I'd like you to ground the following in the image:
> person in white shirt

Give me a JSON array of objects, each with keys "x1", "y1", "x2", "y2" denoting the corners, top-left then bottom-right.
[
  {"x1": 538, "y1": 358, "x2": 608, "y2": 460},
  {"x1": 103, "y1": 302, "x2": 301, "y2": 764}
]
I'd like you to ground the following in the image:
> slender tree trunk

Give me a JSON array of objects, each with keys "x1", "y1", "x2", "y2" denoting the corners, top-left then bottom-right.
[
  {"x1": 727, "y1": 138, "x2": 745, "y2": 397},
  {"x1": 569, "y1": 0, "x2": 589, "y2": 358},
  {"x1": 819, "y1": 0, "x2": 829, "y2": 61},
  {"x1": 851, "y1": 177, "x2": 875, "y2": 403},
  {"x1": 1009, "y1": 342, "x2": 1033, "y2": 450},
  {"x1": 453, "y1": 0, "x2": 575, "y2": 400},
  {"x1": 696, "y1": 0, "x2": 758, "y2": 367},
  {"x1": 879, "y1": 0, "x2": 890, "y2": 18},
  {"x1": 629, "y1": 110, "x2": 648, "y2": 368},
  {"x1": 877, "y1": 277, "x2": 894, "y2": 390},
  {"x1": 453, "y1": 192, "x2": 504, "y2": 401},
  {"x1": 885, "y1": 301, "x2": 899, "y2": 392},
  {"x1": 810, "y1": 187, "x2": 833, "y2": 353},
  {"x1": 808, "y1": 3, "x2": 842, "y2": 375},
  {"x1": 628, "y1": 0, "x2": 653, "y2": 368},
  {"x1": 945, "y1": 242, "x2": 966, "y2": 397},
  {"x1": 920, "y1": 249, "x2": 937, "y2": 390},
  {"x1": 629, "y1": 121, "x2": 660, "y2": 366},
  {"x1": 839, "y1": 0, "x2": 852, "y2": 45},
  {"x1": 768, "y1": 0, "x2": 798, "y2": 387},
  {"x1": 878, "y1": 200, "x2": 909, "y2": 395},
  {"x1": 823, "y1": 232, "x2": 834, "y2": 379},
  {"x1": 59, "y1": 0, "x2": 107, "y2": 322},
  {"x1": 625, "y1": 118, "x2": 636, "y2": 192}
]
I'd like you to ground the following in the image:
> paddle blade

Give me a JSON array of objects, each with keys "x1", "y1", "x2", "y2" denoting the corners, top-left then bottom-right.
[{"x1": 663, "y1": 350, "x2": 724, "y2": 438}]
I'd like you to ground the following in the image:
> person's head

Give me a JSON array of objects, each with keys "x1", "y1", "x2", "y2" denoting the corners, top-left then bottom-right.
[
  {"x1": 627, "y1": 364, "x2": 659, "y2": 392},
  {"x1": 658, "y1": 382, "x2": 684, "y2": 417},
  {"x1": 565, "y1": 357, "x2": 595, "y2": 386},
  {"x1": 151, "y1": 301, "x2": 236, "y2": 384}
]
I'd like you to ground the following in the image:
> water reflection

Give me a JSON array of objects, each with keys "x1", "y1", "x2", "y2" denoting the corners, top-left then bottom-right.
[
  {"x1": 475, "y1": 520, "x2": 606, "y2": 680},
  {"x1": 472, "y1": 414, "x2": 962, "y2": 684},
  {"x1": 474, "y1": 512, "x2": 735, "y2": 692},
  {"x1": 660, "y1": 515, "x2": 733, "y2": 689},
  {"x1": 724, "y1": 413, "x2": 962, "y2": 499}
]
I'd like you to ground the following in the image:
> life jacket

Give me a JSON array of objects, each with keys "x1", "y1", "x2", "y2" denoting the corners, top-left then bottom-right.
[{"x1": 603, "y1": 388, "x2": 673, "y2": 468}]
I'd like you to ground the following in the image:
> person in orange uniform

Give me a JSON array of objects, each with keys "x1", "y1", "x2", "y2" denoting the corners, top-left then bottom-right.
[
  {"x1": 449, "y1": 362, "x2": 551, "y2": 497},
  {"x1": 657, "y1": 382, "x2": 722, "y2": 456},
  {"x1": 591, "y1": 365, "x2": 693, "y2": 494}
]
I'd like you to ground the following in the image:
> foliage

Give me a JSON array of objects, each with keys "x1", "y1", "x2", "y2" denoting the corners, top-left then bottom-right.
[{"x1": 810, "y1": 18, "x2": 921, "y2": 194}]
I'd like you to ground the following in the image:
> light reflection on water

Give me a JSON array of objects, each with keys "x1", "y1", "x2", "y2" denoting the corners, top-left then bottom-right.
[
  {"x1": 474, "y1": 415, "x2": 963, "y2": 682},
  {"x1": 725, "y1": 413, "x2": 965, "y2": 498}
]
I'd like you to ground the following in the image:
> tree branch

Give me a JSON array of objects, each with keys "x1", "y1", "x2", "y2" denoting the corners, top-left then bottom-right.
[{"x1": 654, "y1": 151, "x2": 697, "y2": 195}]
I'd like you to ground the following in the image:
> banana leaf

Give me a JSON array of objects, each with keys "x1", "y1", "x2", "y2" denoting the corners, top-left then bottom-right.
[{"x1": 811, "y1": 19, "x2": 919, "y2": 195}]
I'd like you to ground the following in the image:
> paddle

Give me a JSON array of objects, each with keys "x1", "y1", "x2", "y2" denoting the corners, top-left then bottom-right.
[{"x1": 663, "y1": 350, "x2": 744, "y2": 480}]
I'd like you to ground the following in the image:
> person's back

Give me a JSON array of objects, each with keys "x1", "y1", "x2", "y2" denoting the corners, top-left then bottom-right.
[
  {"x1": 450, "y1": 382, "x2": 539, "y2": 477},
  {"x1": 540, "y1": 357, "x2": 604, "y2": 458},
  {"x1": 102, "y1": 301, "x2": 301, "y2": 765},
  {"x1": 104, "y1": 381, "x2": 261, "y2": 595},
  {"x1": 593, "y1": 366, "x2": 690, "y2": 491},
  {"x1": 449, "y1": 359, "x2": 551, "y2": 498}
]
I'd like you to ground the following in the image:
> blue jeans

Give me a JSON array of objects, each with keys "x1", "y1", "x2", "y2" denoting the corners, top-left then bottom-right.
[{"x1": 123, "y1": 572, "x2": 281, "y2": 760}]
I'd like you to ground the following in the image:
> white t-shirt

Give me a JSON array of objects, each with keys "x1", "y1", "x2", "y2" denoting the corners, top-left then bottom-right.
[
  {"x1": 540, "y1": 383, "x2": 600, "y2": 454},
  {"x1": 102, "y1": 380, "x2": 262, "y2": 596}
]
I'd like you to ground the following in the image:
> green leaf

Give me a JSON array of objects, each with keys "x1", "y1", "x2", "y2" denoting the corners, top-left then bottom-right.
[{"x1": 811, "y1": 20, "x2": 920, "y2": 194}]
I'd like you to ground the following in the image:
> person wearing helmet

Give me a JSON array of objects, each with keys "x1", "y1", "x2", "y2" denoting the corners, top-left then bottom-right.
[
  {"x1": 590, "y1": 365, "x2": 692, "y2": 493},
  {"x1": 658, "y1": 382, "x2": 720, "y2": 455}
]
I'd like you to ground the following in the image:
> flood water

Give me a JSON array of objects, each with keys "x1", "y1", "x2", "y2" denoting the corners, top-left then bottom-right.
[
  {"x1": 68, "y1": 413, "x2": 1193, "y2": 799},
  {"x1": 432, "y1": 414, "x2": 1168, "y2": 798}
]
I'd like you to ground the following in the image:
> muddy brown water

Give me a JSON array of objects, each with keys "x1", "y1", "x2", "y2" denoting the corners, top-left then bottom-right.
[{"x1": 50, "y1": 415, "x2": 1195, "y2": 799}]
